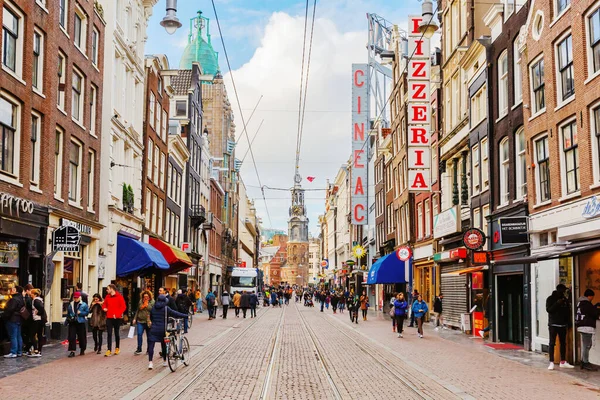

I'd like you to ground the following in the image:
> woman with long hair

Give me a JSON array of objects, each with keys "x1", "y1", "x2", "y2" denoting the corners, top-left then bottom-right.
[
  {"x1": 393, "y1": 293, "x2": 408, "y2": 338},
  {"x1": 89, "y1": 293, "x2": 106, "y2": 354},
  {"x1": 412, "y1": 294, "x2": 429, "y2": 338},
  {"x1": 133, "y1": 290, "x2": 154, "y2": 355},
  {"x1": 360, "y1": 290, "x2": 369, "y2": 321}
]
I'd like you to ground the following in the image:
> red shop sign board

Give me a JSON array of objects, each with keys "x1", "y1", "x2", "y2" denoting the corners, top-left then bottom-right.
[{"x1": 473, "y1": 311, "x2": 484, "y2": 338}]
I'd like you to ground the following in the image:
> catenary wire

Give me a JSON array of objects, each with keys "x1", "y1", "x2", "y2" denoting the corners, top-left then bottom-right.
[
  {"x1": 210, "y1": 0, "x2": 273, "y2": 228},
  {"x1": 240, "y1": 119, "x2": 265, "y2": 164},
  {"x1": 234, "y1": 94, "x2": 264, "y2": 145},
  {"x1": 294, "y1": 0, "x2": 310, "y2": 179}
]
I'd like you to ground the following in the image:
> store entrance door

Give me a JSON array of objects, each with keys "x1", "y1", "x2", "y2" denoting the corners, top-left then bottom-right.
[{"x1": 497, "y1": 274, "x2": 524, "y2": 344}]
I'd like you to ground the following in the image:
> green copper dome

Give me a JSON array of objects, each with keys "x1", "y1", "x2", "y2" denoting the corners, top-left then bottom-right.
[{"x1": 179, "y1": 11, "x2": 219, "y2": 76}]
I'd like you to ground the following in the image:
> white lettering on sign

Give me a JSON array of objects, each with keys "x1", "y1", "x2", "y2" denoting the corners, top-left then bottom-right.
[
  {"x1": 407, "y1": 15, "x2": 432, "y2": 192},
  {"x1": 0, "y1": 192, "x2": 35, "y2": 217},
  {"x1": 351, "y1": 64, "x2": 368, "y2": 225}
]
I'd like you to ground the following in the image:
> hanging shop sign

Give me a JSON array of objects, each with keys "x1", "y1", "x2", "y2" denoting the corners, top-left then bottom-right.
[
  {"x1": 582, "y1": 195, "x2": 600, "y2": 219},
  {"x1": 433, "y1": 206, "x2": 459, "y2": 238},
  {"x1": 463, "y1": 228, "x2": 486, "y2": 250},
  {"x1": 60, "y1": 218, "x2": 92, "y2": 235},
  {"x1": 352, "y1": 245, "x2": 366, "y2": 258},
  {"x1": 407, "y1": 15, "x2": 432, "y2": 192},
  {"x1": 433, "y1": 247, "x2": 467, "y2": 262},
  {"x1": 52, "y1": 225, "x2": 81, "y2": 252},
  {"x1": 321, "y1": 259, "x2": 329, "y2": 269},
  {"x1": 499, "y1": 217, "x2": 529, "y2": 245},
  {"x1": 396, "y1": 246, "x2": 412, "y2": 262},
  {"x1": 471, "y1": 251, "x2": 490, "y2": 266},
  {"x1": 351, "y1": 64, "x2": 368, "y2": 225},
  {"x1": 0, "y1": 192, "x2": 35, "y2": 217}
]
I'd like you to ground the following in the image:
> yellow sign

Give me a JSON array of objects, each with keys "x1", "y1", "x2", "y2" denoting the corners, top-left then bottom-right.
[{"x1": 353, "y1": 245, "x2": 366, "y2": 259}]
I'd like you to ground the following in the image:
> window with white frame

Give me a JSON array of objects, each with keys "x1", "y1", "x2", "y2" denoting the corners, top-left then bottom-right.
[
  {"x1": 499, "y1": 137, "x2": 510, "y2": 205},
  {"x1": 471, "y1": 85, "x2": 486, "y2": 127},
  {"x1": 561, "y1": 120, "x2": 579, "y2": 194},
  {"x1": 151, "y1": 194, "x2": 158, "y2": 233},
  {"x1": 417, "y1": 203, "x2": 423, "y2": 239},
  {"x1": 0, "y1": 94, "x2": 19, "y2": 178},
  {"x1": 90, "y1": 85, "x2": 97, "y2": 135},
  {"x1": 159, "y1": 152, "x2": 165, "y2": 191},
  {"x1": 147, "y1": 139, "x2": 153, "y2": 179},
  {"x1": 165, "y1": 210, "x2": 171, "y2": 243},
  {"x1": 68, "y1": 140, "x2": 82, "y2": 203},
  {"x1": 72, "y1": 68, "x2": 84, "y2": 123},
  {"x1": 57, "y1": 52, "x2": 66, "y2": 110},
  {"x1": 592, "y1": 105, "x2": 600, "y2": 183},
  {"x1": 433, "y1": 193, "x2": 439, "y2": 218},
  {"x1": 425, "y1": 199, "x2": 431, "y2": 237},
  {"x1": 515, "y1": 127, "x2": 527, "y2": 199},
  {"x1": 504, "y1": 0, "x2": 515, "y2": 20},
  {"x1": 162, "y1": 110, "x2": 167, "y2": 140},
  {"x1": 535, "y1": 135, "x2": 551, "y2": 202},
  {"x1": 149, "y1": 92, "x2": 156, "y2": 130},
  {"x1": 482, "y1": 205, "x2": 490, "y2": 250},
  {"x1": 33, "y1": 29, "x2": 44, "y2": 92},
  {"x1": 59, "y1": 0, "x2": 68, "y2": 30},
  {"x1": 556, "y1": 34, "x2": 574, "y2": 102},
  {"x1": 481, "y1": 137, "x2": 489, "y2": 191},
  {"x1": 175, "y1": 100, "x2": 186, "y2": 117},
  {"x1": 73, "y1": 8, "x2": 87, "y2": 52},
  {"x1": 91, "y1": 28, "x2": 99, "y2": 66},
  {"x1": 514, "y1": 39, "x2": 522, "y2": 105},
  {"x1": 155, "y1": 98, "x2": 160, "y2": 131},
  {"x1": 472, "y1": 144, "x2": 480, "y2": 194},
  {"x1": 88, "y1": 150, "x2": 95, "y2": 211},
  {"x1": 498, "y1": 51, "x2": 509, "y2": 117},
  {"x1": 145, "y1": 188, "x2": 151, "y2": 228},
  {"x1": 473, "y1": 207, "x2": 481, "y2": 230},
  {"x1": 153, "y1": 145, "x2": 159, "y2": 184},
  {"x1": 2, "y1": 5, "x2": 23, "y2": 76},
  {"x1": 530, "y1": 58, "x2": 545, "y2": 113},
  {"x1": 158, "y1": 199, "x2": 164, "y2": 236},
  {"x1": 556, "y1": 0, "x2": 570, "y2": 15},
  {"x1": 54, "y1": 128, "x2": 63, "y2": 196},
  {"x1": 589, "y1": 7, "x2": 600, "y2": 75},
  {"x1": 432, "y1": 142, "x2": 438, "y2": 183},
  {"x1": 30, "y1": 112, "x2": 41, "y2": 187}
]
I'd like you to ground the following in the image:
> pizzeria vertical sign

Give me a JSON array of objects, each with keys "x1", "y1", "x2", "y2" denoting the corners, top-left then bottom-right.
[
  {"x1": 407, "y1": 15, "x2": 431, "y2": 191},
  {"x1": 351, "y1": 64, "x2": 368, "y2": 225}
]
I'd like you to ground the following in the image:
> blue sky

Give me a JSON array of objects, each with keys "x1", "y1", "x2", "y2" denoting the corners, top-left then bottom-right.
[{"x1": 146, "y1": 1, "x2": 427, "y2": 234}]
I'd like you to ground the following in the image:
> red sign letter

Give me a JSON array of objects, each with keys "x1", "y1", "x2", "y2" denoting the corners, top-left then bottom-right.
[
  {"x1": 354, "y1": 69, "x2": 364, "y2": 87},
  {"x1": 411, "y1": 106, "x2": 427, "y2": 122},
  {"x1": 354, "y1": 204, "x2": 365, "y2": 222},
  {"x1": 354, "y1": 176, "x2": 364, "y2": 195},
  {"x1": 354, "y1": 150, "x2": 365, "y2": 168},
  {"x1": 410, "y1": 127, "x2": 428, "y2": 144},
  {"x1": 411, "y1": 172, "x2": 428, "y2": 189},
  {"x1": 412, "y1": 61, "x2": 426, "y2": 78},
  {"x1": 354, "y1": 123, "x2": 365, "y2": 141},
  {"x1": 414, "y1": 40, "x2": 424, "y2": 56},
  {"x1": 411, "y1": 18, "x2": 422, "y2": 34},
  {"x1": 414, "y1": 149, "x2": 425, "y2": 166},
  {"x1": 412, "y1": 83, "x2": 427, "y2": 100}
]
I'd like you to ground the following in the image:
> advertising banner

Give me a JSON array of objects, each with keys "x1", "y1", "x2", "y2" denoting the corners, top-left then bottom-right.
[{"x1": 351, "y1": 64, "x2": 368, "y2": 225}]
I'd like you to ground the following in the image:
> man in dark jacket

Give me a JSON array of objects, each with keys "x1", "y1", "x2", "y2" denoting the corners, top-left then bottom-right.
[
  {"x1": 546, "y1": 284, "x2": 574, "y2": 369},
  {"x1": 576, "y1": 289, "x2": 600, "y2": 371},
  {"x1": 408, "y1": 290, "x2": 419, "y2": 327},
  {"x1": 240, "y1": 291, "x2": 251, "y2": 318},
  {"x1": 175, "y1": 290, "x2": 191, "y2": 333},
  {"x1": 159, "y1": 287, "x2": 177, "y2": 310},
  {"x1": 433, "y1": 294, "x2": 444, "y2": 330},
  {"x1": 3, "y1": 286, "x2": 25, "y2": 358},
  {"x1": 249, "y1": 291, "x2": 258, "y2": 318}
]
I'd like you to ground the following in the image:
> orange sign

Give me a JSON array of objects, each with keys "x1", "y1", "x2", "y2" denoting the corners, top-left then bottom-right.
[
  {"x1": 473, "y1": 311, "x2": 484, "y2": 337},
  {"x1": 472, "y1": 251, "x2": 489, "y2": 265}
]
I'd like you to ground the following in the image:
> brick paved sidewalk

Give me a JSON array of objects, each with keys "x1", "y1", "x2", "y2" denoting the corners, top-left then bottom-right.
[{"x1": 323, "y1": 307, "x2": 600, "y2": 399}]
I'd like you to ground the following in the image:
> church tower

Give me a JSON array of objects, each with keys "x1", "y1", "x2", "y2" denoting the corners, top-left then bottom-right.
[{"x1": 284, "y1": 173, "x2": 310, "y2": 286}]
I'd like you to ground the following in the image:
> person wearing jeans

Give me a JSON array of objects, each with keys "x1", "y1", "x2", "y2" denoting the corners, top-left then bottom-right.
[
  {"x1": 133, "y1": 290, "x2": 154, "y2": 355},
  {"x1": 546, "y1": 284, "x2": 574, "y2": 369},
  {"x1": 576, "y1": 289, "x2": 599, "y2": 371},
  {"x1": 412, "y1": 295, "x2": 428, "y2": 338},
  {"x1": 393, "y1": 293, "x2": 408, "y2": 338},
  {"x1": 103, "y1": 284, "x2": 127, "y2": 357},
  {"x1": 3, "y1": 285, "x2": 24, "y2": 358},
  {"x1": 249, "y1": 291, "x2": 258, "y2": 318},
  {"x1": 89, "y1": 294, "x2": 106, "y2": 354}
]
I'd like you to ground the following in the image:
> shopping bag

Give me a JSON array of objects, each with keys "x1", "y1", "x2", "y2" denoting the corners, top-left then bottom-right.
[{"x1": 128, "y1": 325, "x2": 135, "y2": 339}]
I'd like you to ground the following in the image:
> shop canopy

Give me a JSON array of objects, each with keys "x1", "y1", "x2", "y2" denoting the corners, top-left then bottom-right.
[
  {"x1": 149, "y1": 237, "x2": 193, "y2": 275},
  {"x1": 366, "y1": 252, "x2": 411, "y2": 284},
  {"x1": 116, "y1": 236, "x2": 169, "y2": 277},
  {"x1": 441, "y1": 266, "x2": 488, "y2": 276}
]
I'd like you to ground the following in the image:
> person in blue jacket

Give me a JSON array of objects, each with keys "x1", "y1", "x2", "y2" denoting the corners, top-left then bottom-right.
[
  {"x1": 412, "y1": 294, "x2": 429, "y2": 338},
  {"x1": 393, "y1": 293, "x2": 409, "y2": 338},
  {"x1": 67, "y1": 292, "x2": 89, "y2": 357},
  {"x1": 147, "y1": 294, "x2": 188, "y2": 370}
]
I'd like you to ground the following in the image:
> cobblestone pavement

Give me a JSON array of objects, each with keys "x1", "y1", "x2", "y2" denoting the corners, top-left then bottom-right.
[{"x1": 1, "y1": 304, "x2": 599, "y2": 399}]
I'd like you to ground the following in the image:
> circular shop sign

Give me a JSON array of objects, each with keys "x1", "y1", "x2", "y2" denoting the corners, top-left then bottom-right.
[
  {"x1": 320, "y1": 260, "x2": 329, "y2": 269},
  {"x1": 463, "y1": 228, "x2": 486, "y2": 250},
  {"x1": 396, "y1": 246, "x2": 412, "y2": 262}
]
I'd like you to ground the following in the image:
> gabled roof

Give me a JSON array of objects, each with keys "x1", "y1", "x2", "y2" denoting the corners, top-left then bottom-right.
[{"x1": 171, "y1": 69, "x2": 193, "y2": 96}]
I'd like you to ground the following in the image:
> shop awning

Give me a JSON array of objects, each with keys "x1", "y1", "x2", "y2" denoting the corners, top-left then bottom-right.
[
  {"x1": 149, "y1": 237, "x2": 193, "y2": 275},
  {"x1": 366, "y1": 252, "x2": 411, "y2": 284},
  {"x1": 442, "y1": 266, "x2": 488, "y2": 276},
  {"x1": 116, "y1": 236, "x2": 169, "y2": 277}
]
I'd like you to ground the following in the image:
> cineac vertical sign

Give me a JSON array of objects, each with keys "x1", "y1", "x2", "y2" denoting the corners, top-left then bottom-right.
[
  {"x1": 351, "y1": 64, "x2": 368, "y2": 225},
  {"x1": 407, "y1": 16, "x2": 431, "y2": 191}
]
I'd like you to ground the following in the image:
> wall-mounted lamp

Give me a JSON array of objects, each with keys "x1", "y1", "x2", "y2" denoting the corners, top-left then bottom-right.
[
  {"x1": 419, "y1": 0, "x2": 439, "y2": 39},
  {"x1": 160, "y1": 0, "x2": 182, "y2": 35}
]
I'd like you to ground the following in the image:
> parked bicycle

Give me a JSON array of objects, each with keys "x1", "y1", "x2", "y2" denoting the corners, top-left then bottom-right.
[{"x1": 164, "y1": 317, "x2": 191, "y2": 372}]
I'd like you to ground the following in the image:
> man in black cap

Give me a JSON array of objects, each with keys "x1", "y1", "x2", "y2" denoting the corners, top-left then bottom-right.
[{"x1": 546, "y1": 284, "x2": 574, "y2": 370}]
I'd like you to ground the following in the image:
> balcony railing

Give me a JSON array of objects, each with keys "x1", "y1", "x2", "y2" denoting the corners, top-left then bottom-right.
[{"x1": 190, "y1": 205, "x2": 206, "y2": 227}]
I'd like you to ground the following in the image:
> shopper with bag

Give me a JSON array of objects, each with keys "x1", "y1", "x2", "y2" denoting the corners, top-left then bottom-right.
[
  {"x1": 67, "y1": 292, "x2": 89, "y2": 357},
  {"x1": 2, "y1": 285, "x2": 26, "y2": 358},
  {"x1": 133, "y1": 290, "x2": 154, "y2": 355},
  {"x1": 103, "y1": 284, "x2": 126, "y2": 357},
  {"x1": 89, "y1": 294, "x2": 106, "y2": 354},
  {"x1": 28, "y1": 289, "x2": 47, "y2": 357}
]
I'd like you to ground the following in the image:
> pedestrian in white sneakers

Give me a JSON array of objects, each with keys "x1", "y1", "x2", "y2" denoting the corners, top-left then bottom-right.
[
  {"x1": 147, "y1": 295, "x2": 188, "y2": 370},
  {"x1": 393, "y1": 293, "x2": 408, "y2": 338},
  {"x1": 433, "y1": 294, "x2": 445, "y2": 331},
  {"x1": 412, "y1": 295, "x2": 428, "y2": 338},
  {"x1": 546, "y1": 284, "x2": 574, "y2": 370}
]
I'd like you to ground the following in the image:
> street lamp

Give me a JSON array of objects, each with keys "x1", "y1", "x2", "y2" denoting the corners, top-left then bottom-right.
[
  {"x1": 160, "y1": 0, "x2": 182, "y2": 35},
  {"x1": 418, "y1": 0, "x2": 439, "y2": 39}
]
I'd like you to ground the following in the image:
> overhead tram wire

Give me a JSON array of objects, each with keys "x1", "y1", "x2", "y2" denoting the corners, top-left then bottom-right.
[
  {"x1": 240, "y1": 119, "x2": 265, "y2": 164},
  {"x1": 234, "y1": 94, "x2": 264, "y2": 146},
  {"x1": 210, "y1": 0, "x2": 273, "y2": 228},
  {"x1": 294, "y1": 0, "x2": 311, "y2": 178}
]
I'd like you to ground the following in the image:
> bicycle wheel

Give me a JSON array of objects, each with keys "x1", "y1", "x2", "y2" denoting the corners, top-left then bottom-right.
[
  {"x1": 181, "y1": 336, "x2": 191, "y2": 366},
  {"x1": 167, "y1": 338, "x2": 179, "y2": 372},
  {"x1": 188, "y1": 311, "x2": 193, "y2": 328}
]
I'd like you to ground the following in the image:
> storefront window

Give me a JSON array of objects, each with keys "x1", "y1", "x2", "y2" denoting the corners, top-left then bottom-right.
[{"x1": 0, "y1": 241, "x2": 19, "y2": 311}]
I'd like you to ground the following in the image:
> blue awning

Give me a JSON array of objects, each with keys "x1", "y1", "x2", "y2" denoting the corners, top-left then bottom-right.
[
  {"x1": 116, "y1": 236, "x2": 170, "y2": 277},
  {"x1": 367, "y1": 252, "x2": 411, "y2": 284}
]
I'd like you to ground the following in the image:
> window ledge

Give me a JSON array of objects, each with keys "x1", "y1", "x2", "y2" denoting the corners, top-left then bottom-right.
[
  {"x1": 60, "y1": 26, "x2": 70, "y2": 39},
  {"x1": 558, "y1": 191, "x2": 581, "y2": 203},
  {"x1": 584, "y1": 70, "x2": 600, "y2": 85},
  {"x1": 68, "y1": 201, "x2": 84, "y2": 210},
  {"x1": 0, "y1": 174, "x2": 22, "y2": 187},
  {"x1": 92, "y1": 64, "x2": 100, "y2": 74},
  {"x1": 495, "y1": 113, "x2": 508, "y2": 124},
  {"x1": 533, "y1": 200, "x2": 552, "y2": 209},
  {"x1": 1, "y1": 66, "x2": 26, "y2": 86},
  {"x1": 35, "y1": 1, "x2": 49, "y2": 14},
  {"x1": 549, "y1": 6, "x2": 571, "y2": 28},
  {"x1": 29, "y1": 185, "x2": 42, "y2": 194},
  {"x1": 528, "y1": 109, "x2": 546, "y2": 122},
  {"x1": 75, "y1": 46, "x2": 88, "y2": 59},
  {"x1": 32, "y1": 88, "x2": 46, "y2": 99},
  {"x1": 554, "y1": 96, "x2": 575, "y2": 112},
  {"x1": 54, "y1": 195, "x2": 64, "y2": 203},
  {"x1": 87, "y1": 209, "x2": 96, "y2": 214},
  {"x1": 511, "y1": 101, "x2": 523, "y2": 111},
  {"x1": 590, "y1": 182, "x2": 600, "y2": 190},
  {"x1": 497, "y1": 202, "x2": 510, "y2": 210},
  {"x1": 58, "y1": 107, "x2": 68, "y2": 116},
  {"x1": 90, "y1": 131, "x2": 98, "y2": 139},
  {"x1": 72, "y1": 117, "x2": 86, "y2": 131}
]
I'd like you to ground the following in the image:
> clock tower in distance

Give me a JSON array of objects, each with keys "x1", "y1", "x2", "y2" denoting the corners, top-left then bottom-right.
[{"x1": 284, "y1": 173, "x2": 309, "y2": 286}]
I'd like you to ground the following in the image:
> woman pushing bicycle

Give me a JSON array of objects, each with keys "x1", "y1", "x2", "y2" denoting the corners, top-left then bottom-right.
[{"x1": 147, "y1": 294, "x2": 188, "y2": 370}]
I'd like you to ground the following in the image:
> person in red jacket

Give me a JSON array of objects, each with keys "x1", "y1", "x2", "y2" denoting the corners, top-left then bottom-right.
[{"x1": 103, "y1": 284, "x2": 126, "y2": 357}]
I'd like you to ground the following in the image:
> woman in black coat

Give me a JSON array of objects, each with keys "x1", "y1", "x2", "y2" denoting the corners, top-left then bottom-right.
[{"x1": 147, "y1": 295, "x2": 188, "y2": 370}]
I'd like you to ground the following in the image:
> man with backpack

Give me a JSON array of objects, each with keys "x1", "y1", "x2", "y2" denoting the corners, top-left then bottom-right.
[
  {"x1": 3, "y1": 285, "x2": 26, "y2": 358},
  {"x1": 576, "y1": 289, "x2": 600, "y2": 371}
]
